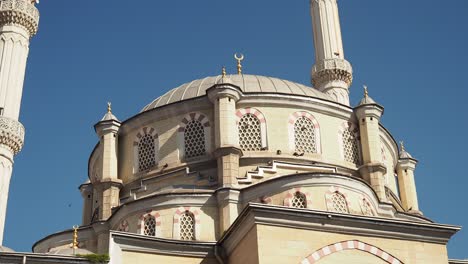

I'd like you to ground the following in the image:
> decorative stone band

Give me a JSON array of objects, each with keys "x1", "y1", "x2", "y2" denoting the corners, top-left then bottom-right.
[
  {"x1": 300, "y1": 240, "x2": 403, "y2": 264},
  {"x1": 0, "y1": 116, "x2": 24, "y2": 155},
  {"x1": 312, "y1": 58, "x2": 353, "y2": 88},
  {"x1": 0, "y1": 0, "x2": 39, "y2": 37}
]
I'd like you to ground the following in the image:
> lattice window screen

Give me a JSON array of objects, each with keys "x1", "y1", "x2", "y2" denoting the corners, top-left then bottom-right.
[
  {"x1": 143, "y1": 215, "x2": 156, "y2": 236},
  {"x1": 238, "y1": 113, "x2": 262, "y2": 151},
  {"x1": 291, "y1": 192, "x2": 307, "y2": 209},
  {"x1": 331, "y1": 192, "x2": 349, "y2": 213},
  {"x1": 138, "y1": 134, "x2": 156, "y2": 172},
  {"x1": 342, "y1": 128, "x2": 360, "y2": 164},
  {"x1": 184, "y1": 121, "x2": 206, "y2": 159},
  {"x1": 180, "y1": 211, "x2": 195, "y2": 240},
  {"x1": 294, "y1": 117, "x2": 317, "y2": 153}
]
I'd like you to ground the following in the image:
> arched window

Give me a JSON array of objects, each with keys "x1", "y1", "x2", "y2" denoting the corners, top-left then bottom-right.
[
  {"x1": 179, "y1": 211, "x2": 195, "y2": 240},
  {"x1": 291, "y1": 192, "x2": 307, "y2": 209},
  {"x1": 143, "y1": 215, "x2": 156, "y2": 236},
  {"x1": 294, "y1": 116, "x2": 317, "y2": 154},
  {"x1": 138, "y1": 134, "x2": 156, "y2": 172},
  {"x1": 238, "y1": 113, "x2": 262, "y2": 151},
  {"x1": 184, "y1": 120, "x2": 206, "y2": 159},
  {"x1": 133, "y1": 127, "x2": 158, "y2": 174},
  {"x1": 331, "y1": 192, "x2": 349, "y2": 213},
  {"x1": 342, "y1": 127, "x2": 360, "y2": 165}
]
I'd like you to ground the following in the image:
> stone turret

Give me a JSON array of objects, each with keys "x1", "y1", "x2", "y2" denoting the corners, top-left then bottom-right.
[
  {"x1": 355, "y1": 87, "x2": 387, "y2": 201},
  {"x1": 396, "y1": 142, "x2": 421, "y2": 215},
  {"x1": 310, "y1": 0, "x2": 353, "y2": 105},
  {"x1": 0, "y1": 0, "x2": 39, "y2": 245},
  {"x1": 93, "y1": 103, "x2": 122, "y2": 221}
]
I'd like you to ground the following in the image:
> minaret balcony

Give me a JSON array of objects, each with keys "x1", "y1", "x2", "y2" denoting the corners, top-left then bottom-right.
[
  {"x1": 312, "y1": 58, "x2": 353, "y2": 89},
  {"x1": 0, "y1": 0, "x2": 39, "y2": 36},
  {"x1": 0, "y1": 116, "x2": 24, "y2": 155}
]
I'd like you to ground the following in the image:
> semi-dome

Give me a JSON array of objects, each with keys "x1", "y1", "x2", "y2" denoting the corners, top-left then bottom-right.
[{"x1": 141, "y1": 74, "x2": 332, "y2": 112}]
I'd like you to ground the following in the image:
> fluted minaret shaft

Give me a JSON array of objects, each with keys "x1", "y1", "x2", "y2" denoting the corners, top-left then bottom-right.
[
  {"x1": 0, "y1": 0, "x2": 39, "y2": 245},
  {"x1": 310, "y1": 0, "x2": 353, "y2": 106}
]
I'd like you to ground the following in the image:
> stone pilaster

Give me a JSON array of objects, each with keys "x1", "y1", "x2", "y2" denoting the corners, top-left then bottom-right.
[
  {"x1": 310, "y1": 0, "x2": 352, "y2": 105},
  {"x1": 355, "y1": 98, "x2": 387, "y2": 201},
  {"x1": 216, "y1": 189, "x2": 240, "y2": 234}
]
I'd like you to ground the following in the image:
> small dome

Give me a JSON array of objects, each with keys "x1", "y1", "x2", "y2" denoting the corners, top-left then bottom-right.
[
  {"x1": 48, "y1": 247, "x2": 94, "y2": 256},
  {"x1": 399, "y1": 149, "x2": 413, "y2": 159},
  {"x1": 358, "y1": 95, "x2": 376, "y2": 106},
  {"x1": 0, "y1": 245, "x2": 15, "y2": 252},
  {"x1": 141, "y1": 74, "x2": 332, "y2": 112}
]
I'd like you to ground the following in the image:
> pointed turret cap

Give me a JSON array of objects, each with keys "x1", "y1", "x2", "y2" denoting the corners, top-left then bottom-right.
[
  {"x1": 100, "y1": 102, "x2": 119, "y2": 122},
  {"x1": 358, "y1": 85, "x2": 377, "y2": 106},
  {"x1": 399, "y1": 141, "x2": 413, "y2": 159}
]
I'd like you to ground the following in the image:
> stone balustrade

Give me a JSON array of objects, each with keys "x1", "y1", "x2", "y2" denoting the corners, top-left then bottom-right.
[
  {"x1": 0, "y1": 116, "x2": 24, "y2": 155},
  {"x1": 0, "y1": 0, "x2": 39, "y2": 36}
]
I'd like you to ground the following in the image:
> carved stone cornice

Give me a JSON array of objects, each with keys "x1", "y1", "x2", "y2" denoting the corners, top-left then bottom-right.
[
  {"x1": 0, "y1": 0, "x2": 39, "y2": 37},
  {"x1": 0, "y1": 116, "x2": 24, "y2": 155},
  {"x1": 312, "y1": 58, "x2": 353, "y2": 89}
]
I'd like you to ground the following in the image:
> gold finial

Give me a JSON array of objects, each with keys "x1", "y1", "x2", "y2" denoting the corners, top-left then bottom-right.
[
  {"x1": 107, "y1": 102, "x2": 112, "y2": 113},
  {"x1": 234, "y1": 53, "x2": 244, "y2": 75},
  {"x1": 364, "y1": 85, "x2": 369, "y2": 98},
  {"x1": 72, "y1": 225, "x2": 79, "y2": 250},
  {"x1": 222, "y1": 66, "x2": 227, "y2": 78},
  {"x1": 400, "y1": 141, "x2": 406, "y2": 152}
]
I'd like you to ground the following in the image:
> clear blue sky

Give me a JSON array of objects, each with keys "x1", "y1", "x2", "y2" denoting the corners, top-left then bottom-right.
[{"x1": 4, "y1": 0, "x2": 468, "y2": 259}]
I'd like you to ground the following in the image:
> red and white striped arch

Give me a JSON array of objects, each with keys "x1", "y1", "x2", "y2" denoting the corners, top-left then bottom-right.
[
  {"x1": 236, "y1": 107, "x2": 267, "y2": 149},
  {"x1": 288, "y1": 111, "x2": 321, "y2": 153},
  {"x1": 300, "y1": 240, "x2": 403, "y2": 264},
  {"x1": 177, "y1": 112, "x2": 212, "y2": 160},
  {"x1": 337, "y1": 121, "x2": 361, "y2": 163},
  {"x1": 173, "y1": 207, "x2": 201, "y2": 240},
  {"x1": 325, "y1": 186, "x2": 351, "y2": 213},
  {"x1": 133, "y1": 127, "x2": 159, "y2": 173},
  {"x1": 137, "y1": 210, "x2": 161, "y2": 237},
  {"x1": 283, "y1": 187, "x2": 313, "y2": 209}
]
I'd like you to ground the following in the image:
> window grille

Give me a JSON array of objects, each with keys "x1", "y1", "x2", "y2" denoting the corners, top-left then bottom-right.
[
  {"x1": 238, "y1": 113, "x2": 262, "y2": 151},
  {"x1": 291, "y1": 192, "x2": 307, "y2": 208},
  {"x1": 184, "y1": 121, "x2": 206, "y2": 159},
  {"x1": 180, "y1": 211, "x2": 195, "y2": 240},
  {"x1": 294, "y1": 117, "x2": 317, "y2": 153},
  {"x1": 143, "y1": 215, "x2": 156, "y2": 236},
  {"x1": 138, "y1": 134, "x2": 156, "y2": 172},
  {"x1": 342, "y1": 128, "x2": 360, "y2": 165},
  {"x1": 331, "y1": 192, "x2": 349, "y2": 213}
]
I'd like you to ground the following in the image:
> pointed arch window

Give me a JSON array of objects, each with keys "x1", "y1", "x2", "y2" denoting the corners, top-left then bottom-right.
[
  {"x1": 291, "y1": 192, "x2": 307, "y2": 209},
  {"x1": 179, "y1": 211, "x2": 196, "y2": 241},
  {"x1": 294, "y1": 116, "x2": 317, "y2": 154},
  {"x1": 238, "y1": 113, "x2": 262, "y2": 151},
  {"x1": 184, "y1": 120, "x2": 206, "y2": 159},
  {"x1": 331, "y1": 192, "x2": 349, "y2": 213},
  {"x1": 143, "y1": 215, "x2": 156, "y2": 236},
  {"x1": 342, "y1": 127, "x2": 360, "y2": 165},
  {"x1": 138, "y1": 134, "x2": 156, "y2": 172}
]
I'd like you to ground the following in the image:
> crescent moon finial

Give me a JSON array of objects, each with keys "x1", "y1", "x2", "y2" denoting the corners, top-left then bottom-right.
[{"x1": 234, "y1": 53, "x2": 244, "y2": 75}]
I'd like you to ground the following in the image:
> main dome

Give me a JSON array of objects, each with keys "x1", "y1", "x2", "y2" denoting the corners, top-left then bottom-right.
[{"x1": 141, "y1": 74, "x2": 332, "y2": 112}]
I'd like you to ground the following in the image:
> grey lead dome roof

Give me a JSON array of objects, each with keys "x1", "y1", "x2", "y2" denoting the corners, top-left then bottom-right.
[{"x1": 141, "y1": 74, "x2": 331, "y2": 112}]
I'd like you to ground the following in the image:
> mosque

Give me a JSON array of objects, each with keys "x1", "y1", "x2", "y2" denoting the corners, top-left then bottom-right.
[{"x1": 0, "y1": 0, "x2": 466, "y2": 263}]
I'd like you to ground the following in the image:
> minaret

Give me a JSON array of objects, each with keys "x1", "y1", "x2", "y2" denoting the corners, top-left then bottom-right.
[
  {"x1": 0, "y1": 0, "x2": 39, "y2": 245},
  {"x1": 310, "y1": 0, "x2": 353, "y2": 106}
]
